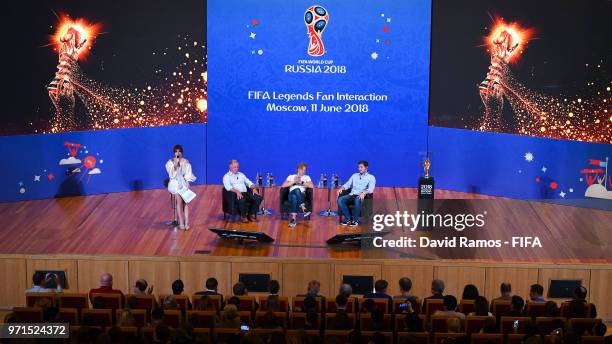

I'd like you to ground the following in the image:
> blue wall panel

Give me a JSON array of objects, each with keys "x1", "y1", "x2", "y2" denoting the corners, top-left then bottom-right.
[{"x1": 0, "y1": 124, "x2": 206, "y2": 202}]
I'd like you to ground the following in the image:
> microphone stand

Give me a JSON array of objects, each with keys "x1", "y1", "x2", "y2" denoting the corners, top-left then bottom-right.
[
  {"x1": 166, "y1": 155, "x2": 180, "y2": 227},
  {"x1": 318, "y1": 175, "x2": 338, "y2": 217}
]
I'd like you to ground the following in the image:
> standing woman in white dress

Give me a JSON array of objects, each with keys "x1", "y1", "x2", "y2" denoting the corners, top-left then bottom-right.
[{"x1": 165, "y1": 145, "x2": 197, "y2": 230}]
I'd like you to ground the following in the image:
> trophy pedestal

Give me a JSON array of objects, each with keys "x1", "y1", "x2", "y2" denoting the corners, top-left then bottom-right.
[
  {"x1": 417, "y1": 177, "x2": 435, "y2": 230},
  {"x1": 418, "y1": 177, "x2": 435, "y2": 200}
]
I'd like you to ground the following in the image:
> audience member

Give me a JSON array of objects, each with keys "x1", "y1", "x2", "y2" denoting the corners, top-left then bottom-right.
[
  {"x1": 505, "y1": 295, "x2": 525, "y2": 316},
  {"x1": 217, "y1": 304, "x2": 241, "y2": 329},
  {"x1": 339, "y1": 283, "x2": 353, "y2": 298},
  {"x1": 529, "y1": 284, "x2": 545, "y2": 302},
  {"x1": 25, "y1": 272, "x2": 63, "y2": 293},
  {"x1": 171, "y1": 279, "x2": 192, "y2": 310},
  {"x1": 490, "y1": 282, "x2": 512, "y2": 312},
  {"x1": 426, "y1": 279, "x2": 445, "y2": 299},
  {"x1": 493, "y1": 283, "x2": 512, "y2": 302},
  {"x1": 299, "y1": 280, "x2": 325, "y2": 305},
  {"x1": 227, "y1": 296, "x2": 240, "y2": 308},
  {"x1": 335, "y1": 295, "x2": 348, "y2": 312},
  {"x1": 364, "y1": 279, "x2": 392, "y2": 312},
  {"x1": 571, "y1": 286, "x2": 597, "y2": 318},
  {"x1": 544, "y1": 301, "x2": 559, "y2": 317},
  {"x1": 590, "y1": 322, "x2": 607, "y2": 336},
  {"x1": 394, "y1": 277, "x2": 417, "y2": 301},
  {"x1": 88, "y1": 273, "x2": 125, "y2": 305},
  {"x1": 133, "y1": 278, "x2": 153, "y2": 295},
  {"x1": 469, "y1": 296, "x2": 492, "y2": 316},
  {"x1": 461, "y1": 284, "x2": 479, "y2": 300},
  {"x1": 265, "y1": 294, "x2": 281, "y2": 312},
  {"x1": 233, "y1": 282, "x2": 248, "y2": 296},
  {"x1": 195, "y1": 277, "x2": 224, "y2": 304},
  {"x1": 434, "y1": 295, "x2": 465, "y2": 319},
  {"x1": 268, "y1": 280, "x2": 280, "y2": 295},
  {"x1": 162, "y1": 295, "x2": 178, "y2": 310}
]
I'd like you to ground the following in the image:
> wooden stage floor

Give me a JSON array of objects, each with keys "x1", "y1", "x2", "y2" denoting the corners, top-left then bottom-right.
[{"x1": 0, "y1": 185, "x2": 610, "y2": 263}]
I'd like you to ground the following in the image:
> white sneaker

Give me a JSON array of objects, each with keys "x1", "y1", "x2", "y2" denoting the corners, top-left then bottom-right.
[{"x1": 288, "y1": 219, "x2": 297, "y2": 228}]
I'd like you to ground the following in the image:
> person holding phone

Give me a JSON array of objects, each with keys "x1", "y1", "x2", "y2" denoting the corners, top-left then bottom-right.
[
  {"x1": 25, "y1": 272, "x2": 63, "y2": 293},
  {"x1": 282, "y1": 162, "x2": 313, "y2": 228},
  {"x1": 165, "y1": 145, "x2": 197, "y2": 230}
]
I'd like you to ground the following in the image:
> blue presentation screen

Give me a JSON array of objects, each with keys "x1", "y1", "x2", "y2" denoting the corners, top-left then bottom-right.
[{"x1": 208, "y1": 0, "x2": 431, "y2": 186}]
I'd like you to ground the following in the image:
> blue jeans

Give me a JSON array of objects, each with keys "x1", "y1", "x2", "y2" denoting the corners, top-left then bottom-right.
[
  {"x1": 338, "y1": 194, "x2": 361, "y2": 221},
  {"x1": 289, "y1": 188, "x2": 305, "y2": 213}
]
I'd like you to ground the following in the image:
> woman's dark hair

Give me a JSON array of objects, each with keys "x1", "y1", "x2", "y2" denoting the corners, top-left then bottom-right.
[
  {"x1": 544, "y1": 301, "x2": 559, "y2": 317},
  {"x1": 173, "y1": 145, "x2": 184, "y2": 153},
  {"x1": 462, "y1": 284, "x2": 479, "y2": 300},
  {"x1": 172, "y1": 279, "x2": 185, "y2": 295},
  {"x1": 567, "y1": 299, "x2": 587, "y2": 318},
  {"x1": 473, "y1": 296, "x2": 489, "y2": 316},
  {"x1": 260, "y1": 310, "x2": 281, "y2": 329},
  {"x1": 266, "y1": 295, "x2": 280, "y2": 312}
]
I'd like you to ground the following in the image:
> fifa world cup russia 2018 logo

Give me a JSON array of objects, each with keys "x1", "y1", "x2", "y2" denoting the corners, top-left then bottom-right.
[{"x1": 304, "y1": 5, "x2": 329, "y2": 56}]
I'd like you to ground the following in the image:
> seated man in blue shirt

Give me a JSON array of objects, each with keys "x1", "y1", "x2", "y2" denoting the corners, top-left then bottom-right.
[
  {"x1": 529, "y1": 284, "x2": 546, "y2": 302},
  {"x1": 223, "y1": 159, "x2": 262, "y2": 223},
  {"x1": 337, "y1": 160, "x2": 376, "y2": 227}
]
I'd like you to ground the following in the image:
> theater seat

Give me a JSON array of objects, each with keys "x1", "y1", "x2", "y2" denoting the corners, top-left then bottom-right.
[
  {"x1": 471, "y1": 333, "x2": 503, "y2": 344},
  {"x1": 81, "y1": 309, "x2": 112, "y2": 327},
  {"x1": 59, "y1": 293, "x2": 89, "y2": 310},
  {"x1": 13, "y1": 307, "x2": 43, "y2": 323},
  {"x1": 397, "y1": 332, "x2": 430, "y2": 344},
  {"x1": 58, "y1": 308, "x2": 79, "y2": 325},
  {"x1": 26, "y1": 292, "x2": 56, "y2": 307}
]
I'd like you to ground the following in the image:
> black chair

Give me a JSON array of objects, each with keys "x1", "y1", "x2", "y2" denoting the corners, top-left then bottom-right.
[
  {"x1": 279, "y1": 187, "x2": 313, "y2": 220},
  {"x1": 337, "y1": 188, "x2": 374, "y2": 222},
  {"x1": 222, "y1": 187, "x2": 257, "y2": 220}
]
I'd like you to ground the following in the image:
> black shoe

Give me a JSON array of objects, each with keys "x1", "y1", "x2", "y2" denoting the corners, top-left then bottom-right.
[
  {"x1": 349, "y1": 221, "x2": 359, "y2": 227},
  {"x1": 288, "y1": 219, "x2": 297, "y2": 229},
  {"x1": 340, "y1": 220, "x2": 351, "y2": 226}
]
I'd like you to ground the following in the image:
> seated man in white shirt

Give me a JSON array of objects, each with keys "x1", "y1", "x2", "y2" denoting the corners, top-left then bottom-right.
[
  {"x1": 281, "y1": 162, "x2": 314, "y2": 228},
  {"x1": 222, "y1": 159, "x2": 262, "y2": 223},
  {"x1": 25, "y1": 272, "x2": 63, "y2": 293}
]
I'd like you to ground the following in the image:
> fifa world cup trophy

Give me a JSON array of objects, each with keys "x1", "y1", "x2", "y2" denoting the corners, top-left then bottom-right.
[
  {"x1": 48, "y1": 26, "x2": 88, "y2": 131},
  {"x1": 304, "y1": 5, "x2": 329, "y2": 57},
  {"x1": 478, "y1": 29, "x2": 519, "y2": 131}
]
